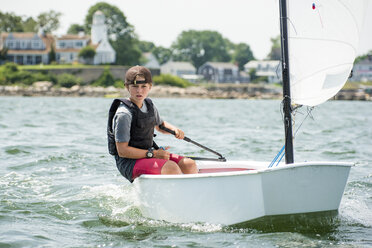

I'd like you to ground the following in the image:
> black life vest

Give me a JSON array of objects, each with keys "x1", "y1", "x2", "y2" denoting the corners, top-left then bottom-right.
[{"x1": 107, "y1": 98, "x2": 156, "y2": 155}]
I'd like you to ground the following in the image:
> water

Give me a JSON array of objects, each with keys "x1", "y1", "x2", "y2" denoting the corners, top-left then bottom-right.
[{"x1": 1, "y1": 97, "x2": 371, "y2": 247}]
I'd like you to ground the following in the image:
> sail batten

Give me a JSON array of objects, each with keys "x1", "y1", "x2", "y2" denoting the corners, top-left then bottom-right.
[{"x1": 287, "y1": 0, "x2": 368, "y2": 106}]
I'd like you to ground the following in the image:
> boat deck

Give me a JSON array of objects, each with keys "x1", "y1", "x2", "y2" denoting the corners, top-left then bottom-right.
[{"x1": 198, "y1": 168, "x2": 253, "y2": 173}]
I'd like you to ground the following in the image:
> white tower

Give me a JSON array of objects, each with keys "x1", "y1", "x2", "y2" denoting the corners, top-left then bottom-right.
[
  {"x1": 90, "y1": 10, "x2": 116, "y2": 64},
  {"x1": 91, "y1": 11, "x2": 107, "y2": 44}
]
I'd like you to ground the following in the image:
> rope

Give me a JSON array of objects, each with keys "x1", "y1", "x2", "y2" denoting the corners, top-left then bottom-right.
[{"x1": 268, "y1": 106, "x2": 314, "y2": 168}]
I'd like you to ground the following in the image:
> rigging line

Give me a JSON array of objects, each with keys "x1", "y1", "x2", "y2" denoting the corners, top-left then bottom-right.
[
  {"x1": 270, "y1": 105, "x2": 314, "y2": 168},
  {"x1": 293, "y1": 106, "x2": 314, "y2": 138}
]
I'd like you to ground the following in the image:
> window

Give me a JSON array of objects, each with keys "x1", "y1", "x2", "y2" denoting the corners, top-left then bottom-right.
[
  {"x1": 35, "y1": 56, "x2": 42, "y2": 64},
  {"x1": 59, "y1": 41, "x2": 65, "y2": 48},
  {"x1": 16, "y1": 55, "x2": 23, "y2": 64},
  {"x1": 7, "y1": 55, "x2": 14, "y2": 62},
  {"x1": 75, "y1": 41, "x2": 83, "y2": 47},
  {"x1": 224, "y1": 69, "x2": 232, "y2": 75},
  {"x1": 33, "y1": 41, "x2": 40, "y2": 49},
  {"x1": 26, "y1": 56, "x2": 33, "y2": 64},
  {"x1": 7, "y1": 41, "x2": 14, "y2": 48}
]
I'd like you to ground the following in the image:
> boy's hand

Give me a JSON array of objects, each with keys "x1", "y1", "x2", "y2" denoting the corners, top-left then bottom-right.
[
  {"x1": 174, "y1": 128, "x2": 185, "y2": 139},
  {"x1": 154, "y1": 149, "x2": 170, "y2": 160}
]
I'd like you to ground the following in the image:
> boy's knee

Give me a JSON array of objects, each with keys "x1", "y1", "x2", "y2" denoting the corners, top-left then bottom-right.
[
  {"x1": 180, "y1": 158, "x2": 198, "y2": 174},
  {"x1": 161, "y1": 161, "x2": 182, "y2": 175}
]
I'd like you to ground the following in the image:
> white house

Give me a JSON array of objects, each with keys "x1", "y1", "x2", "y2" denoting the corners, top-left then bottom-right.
[
  {"x1": 56, "y1": 11, "x2": 115, "y2": 65},
  {"x1": 160, "y1": 61, "x2": 200, "y2": 82},
  {"x1": 142, "y1": 52, "x2": 160, "y2": 69},
  {"x1": 55, "y1": 33, "x2": 90, "y2": 64},
  {"x1": 244, "y1": 60, "x2": 282, "y2": 83},
  {"x1": 0, "y1": 31, "x2": 54, "y2": 65}
]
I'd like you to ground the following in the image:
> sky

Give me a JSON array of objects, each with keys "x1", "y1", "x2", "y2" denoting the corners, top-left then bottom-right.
[{"x1": 1, "y1": 0, "x2": 372, "y2": 59}]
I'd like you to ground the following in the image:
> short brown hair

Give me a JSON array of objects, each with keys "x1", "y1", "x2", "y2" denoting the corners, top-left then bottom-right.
[{"x1": 125, "y1": 66, "x2": 152, "y2": 85}]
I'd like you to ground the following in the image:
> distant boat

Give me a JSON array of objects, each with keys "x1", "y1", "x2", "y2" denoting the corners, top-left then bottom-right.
[{"x1": 133, "y1": 0, "x2": 368, "y2": 225}]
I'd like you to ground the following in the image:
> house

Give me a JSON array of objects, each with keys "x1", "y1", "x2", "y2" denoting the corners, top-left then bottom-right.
[
  {"x1": 198, "y1": 62, "x2": 240, "y2": 83},
  {"x1": 160, "y1": 61, "x2": 200, "y2": 82},
  {"x1": 142, "y1": 52, "x2": 160, "y2": 69},
  {"x1": 56, "y1": 11, "x2": 115, "y2": 64},
  {"x1": 55, "y1": 33, "x2": 91, "y2": 64},
  {"x1": 0, "y1": 30, "x2": 54, "y2": 65},
  {"x1": 351, "y1": 56, "x2": 372, "y2": 82},
  {"x1": 244, "y1": 60, "x2": 282, "y2": 83},
  {"x1": 0, "y1": 10, "x2": 116, "y2": 65}
]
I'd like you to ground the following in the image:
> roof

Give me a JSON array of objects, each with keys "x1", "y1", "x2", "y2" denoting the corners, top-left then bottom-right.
[
  {"x1": 203, "y1": 62, "x2": 238, "y2": 69},
  {"x1": 1, "y1": 32, "x2": 39, "y2": 39},
  {"x1": 1, "y1": 32, "x2": 55, "y2": 54},
  {"x1": 56, "y1": 34, "x2": 90, "y2": 40},
  {"x1": 161, "y1": 61, "x2": 196, "y2": 70},
  {"x1": 245, "y1": 60, "x2": 281, "y2": 68}
]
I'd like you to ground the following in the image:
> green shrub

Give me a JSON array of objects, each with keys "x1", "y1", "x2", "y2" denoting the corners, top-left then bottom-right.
[
  {"x1": 92, "y1": 67, "x2": 115, "y2": 87},
  {"x1": 152, "y1": 74, "x2": 192, "y2": 88},
  {"x1": 57, "y1": 73, "x2": 81, "y2": 88},
  {"x1": 114, "y1": 80, "x2": 124, "y2": 88},
  {"x1": 0, "y1": 63, "x2": 58, "y2": 85}
]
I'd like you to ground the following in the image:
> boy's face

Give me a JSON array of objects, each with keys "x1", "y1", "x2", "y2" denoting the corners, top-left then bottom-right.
[{"x1": 127, "y1": 76, "x2": 152, "y2": 103}]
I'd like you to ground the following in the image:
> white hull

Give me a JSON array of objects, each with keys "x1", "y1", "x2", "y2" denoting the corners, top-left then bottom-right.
[{"x1": 133, "y1": 161, "x2": 352, "y2": 225}]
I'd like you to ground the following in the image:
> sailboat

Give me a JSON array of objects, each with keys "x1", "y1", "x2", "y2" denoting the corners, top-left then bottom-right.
[{"x1": 133, "y1": 0, "x2": 368, "y2": 225}]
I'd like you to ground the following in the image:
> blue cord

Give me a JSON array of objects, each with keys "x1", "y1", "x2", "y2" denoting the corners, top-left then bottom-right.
[
  {"x1": 275, "y1": 150, "x2": 286, "y2": 167},
  {"x1": 268, "y1": 145, "x2": 285, "y2": 168}
]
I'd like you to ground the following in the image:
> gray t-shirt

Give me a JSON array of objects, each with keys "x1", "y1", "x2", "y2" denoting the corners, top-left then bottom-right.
[
  {"x1": 113, "y1": 100, "x2": 163, "y2": 182},
  {"x1": 113, "y1": 101, "x2": 163, "y2": 143}
]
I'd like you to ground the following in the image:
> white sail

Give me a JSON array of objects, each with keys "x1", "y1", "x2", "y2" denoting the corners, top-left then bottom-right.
[{"x1": 287, "y1": 0, "x2": 368, "y2": 106}]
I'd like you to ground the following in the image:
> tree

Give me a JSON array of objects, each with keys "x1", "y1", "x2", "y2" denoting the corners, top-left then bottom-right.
[
  {"x1": 138, "y1": 41, "x2": 155, "y2": 53},
  {"x1": 152, "y1": 46, "x2": 172, "y2": 65},
  {"x1": 22, "y1": 17, "x2": 38, "y2": 32},
  {"x1": 267, "y1": 36, "x2": 281, "y2": 60},
  {"x1": 84, "y1": 2, "x2": 141, "y2": 65},
  {"x1": 37, "y1": 10, "x2": 62, "y2": 33},
  {"x1": 171, "y1": 30, "x2": 231, "y2": 69},
  {"x1": 0, "y1": 47, "x2": 8, "y2": 63},
  {"x1": 49, "y1": 44, "x2": 56, "y2": 64},
  {"x1": 78, "y1": 46, "x2": 96, "y2": 64},
  {"x1": 355, "y1": 50, "x2": 372, "y2": 64},
  {"x1": 67, "y1": 24, "x2": 85, "y2": 34},
  {"x1": 0, "y1": 11, "x2": 24, "y2": 32},
  {"x1": 232, "y1": 43, "x2": 255, "y2": 71}
]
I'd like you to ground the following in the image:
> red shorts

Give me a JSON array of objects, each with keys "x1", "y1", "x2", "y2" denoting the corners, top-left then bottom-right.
[{"x1": 132, "y1": 153, "x2": 184, "y2": 180}]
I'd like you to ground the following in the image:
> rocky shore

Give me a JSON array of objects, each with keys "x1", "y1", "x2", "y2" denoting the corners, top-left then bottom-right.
[{"x1": 0, "y1": 81, "x2": 371, "y2": 101}]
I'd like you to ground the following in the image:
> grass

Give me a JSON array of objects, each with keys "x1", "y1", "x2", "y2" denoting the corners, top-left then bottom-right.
[
  {"x1": 342, "y1": 81, "x2": 372, "y2": 90},
  {"x1": 19, "y1": 64, "x2": 122, "y2": 70}
]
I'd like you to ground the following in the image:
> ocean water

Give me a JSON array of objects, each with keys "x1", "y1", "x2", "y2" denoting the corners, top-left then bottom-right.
[{"x1": 0, "y1": 96, "x2": 371, "y2": 247}]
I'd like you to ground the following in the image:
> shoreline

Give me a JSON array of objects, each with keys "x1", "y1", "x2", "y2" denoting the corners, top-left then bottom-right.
[{"x1": 0, "y1": 82, "x2": 371, "y2": 101}]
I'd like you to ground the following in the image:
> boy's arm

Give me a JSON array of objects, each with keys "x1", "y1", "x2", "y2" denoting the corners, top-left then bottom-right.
[
  {"x1": 155, "y1": 121, "x2": 185, "y2": 139},
  {"x1": 116, "y1": 142, "x2": 170, "y2": 159}
]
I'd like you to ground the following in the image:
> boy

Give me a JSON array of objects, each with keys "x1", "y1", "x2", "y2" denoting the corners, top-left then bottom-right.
[{"x1": 107, "y1": 66, "x2": 197, "y2": 182}]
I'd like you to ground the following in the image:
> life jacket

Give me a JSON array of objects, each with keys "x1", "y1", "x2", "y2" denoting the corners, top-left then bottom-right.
[{"x1": 107, "y1": 98, "x2": 156, "y2": 155}]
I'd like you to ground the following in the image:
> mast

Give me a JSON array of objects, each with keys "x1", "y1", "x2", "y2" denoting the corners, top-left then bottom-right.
[{"x1": 279, "y1": 0, "x2": 294, "y2": 164}]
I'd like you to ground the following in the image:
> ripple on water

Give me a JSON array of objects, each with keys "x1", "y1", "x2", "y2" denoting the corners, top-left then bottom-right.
[{"x1": 5, "y1": 147, "x2": 31, "y2": 155}]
